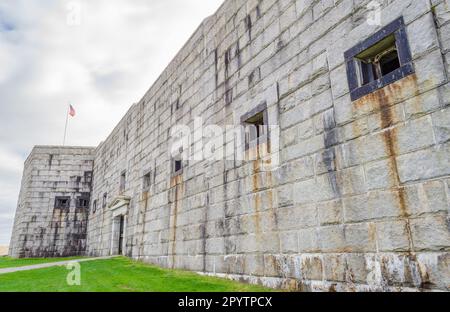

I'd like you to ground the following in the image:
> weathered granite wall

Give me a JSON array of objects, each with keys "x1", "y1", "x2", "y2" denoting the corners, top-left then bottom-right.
[
  {"x1": 10, "y1": 0, "x2": 450, "y2": 291},
  {"x1": 84, "y1": 0, "x2": 450, "y2": 291},
  {"x1": 9, "y1": 146, "x2": 95, "y2": 258}
]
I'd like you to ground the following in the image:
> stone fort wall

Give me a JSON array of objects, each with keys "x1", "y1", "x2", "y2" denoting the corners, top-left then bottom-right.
[
  {"x1": 10, "y1": 0, "x2": 450, "y2": 291},
  {"x1": 9, "y1": 146, "x2": 95, "y2": 258}
]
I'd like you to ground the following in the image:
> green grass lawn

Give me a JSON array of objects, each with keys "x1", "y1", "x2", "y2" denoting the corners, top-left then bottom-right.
[
  {"x1": 0, "y1": 257, "x2": 273, "y2": 292},
  {"x1": 0, "y1": 256, "x2": 86, "y2": 269}
]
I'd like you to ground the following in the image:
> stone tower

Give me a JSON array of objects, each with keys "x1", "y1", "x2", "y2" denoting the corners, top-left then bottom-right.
[{"x1": 9, "y1": 146, "x2": 95, "y2": 258}]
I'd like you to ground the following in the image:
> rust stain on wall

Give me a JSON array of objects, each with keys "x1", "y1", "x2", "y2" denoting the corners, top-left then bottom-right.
[
  {"x1": 251, "y1": 143, "x2": 280, "y2": 269},
  {"x1": 252, "y1": 158, "x2": 262, "y2": 247},
  {"x1": 170, "y1": 175, "x2": 183, "y2": 268},
  {"x1": 139, "y1": 191, "x2": 151, "y2": 256},
  {"x1": 354, "y1": 74, "x2": 420, "y2": 253}
]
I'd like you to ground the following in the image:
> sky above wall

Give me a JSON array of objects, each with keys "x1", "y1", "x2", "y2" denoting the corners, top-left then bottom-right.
[{"x1": 0, "y1": 0, "x2": 224, "y2": 245}]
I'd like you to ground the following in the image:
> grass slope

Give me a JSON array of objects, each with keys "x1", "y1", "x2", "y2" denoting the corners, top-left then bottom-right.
[
  {"x1": 0, "y1": 257, "x2": 272, "y2": 292},
  {"x1": 0, "y1": 256, "x2": 86, "y2": 269}
]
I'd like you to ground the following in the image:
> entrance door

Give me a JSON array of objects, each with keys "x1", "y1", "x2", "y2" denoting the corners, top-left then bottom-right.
[{"x1": 118, "y1": 215, "x2": 124, "y2": 255}]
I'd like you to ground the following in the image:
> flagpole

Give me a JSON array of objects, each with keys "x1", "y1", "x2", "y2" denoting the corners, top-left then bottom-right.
[{"x1": 63, "y1": 103, "x2": 70, "y2": 146}]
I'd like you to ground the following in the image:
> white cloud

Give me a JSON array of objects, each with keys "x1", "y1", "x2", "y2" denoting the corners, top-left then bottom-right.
[
  {"x1": 0, "y1": 0, "x2": 223, "y2": 245},
  {"x1": 0, "y1": 146, "x2": 24, "y2": 174}
]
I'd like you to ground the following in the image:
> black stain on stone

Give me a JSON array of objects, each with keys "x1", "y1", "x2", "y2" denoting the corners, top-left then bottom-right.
[
  {"x1": 235, "y1": 42, "x2": 242, "y2": 68},
  {"x1": 256, "y1": 4, "x2": 261, "y2": 18},
  {"x1": 201, "y1": 191, "x2": 210, "y2": 272},
  {"x1": 224, "y1": 48, "x2": 230, "y2": 78},
  {"x1": 214, "y1": 49, "x2": 219, "y2": 89},
  {"x1": 225, "y1": 89, "x2": 233, "y2": 105},
  {"x1": 245, "y1": 14, "x2": 252, "y2": 40},
  {"x1": 224, "y1": 48, "x2": 233, "y2": 105}
]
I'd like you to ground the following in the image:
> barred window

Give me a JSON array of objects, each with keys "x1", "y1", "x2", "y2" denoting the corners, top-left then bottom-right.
[
  {"x1": 55, "y1": 197, "x2": 70, "y2": 209},
  {"x1": 345, "y1": 17, "x2": 414, "y2": 101},
  {"x1": 241, "y1": 102, "x2": 269, "y2": 150},
  {"x1": 77, "y1": 197, "x2": 90, "y2": 208}
]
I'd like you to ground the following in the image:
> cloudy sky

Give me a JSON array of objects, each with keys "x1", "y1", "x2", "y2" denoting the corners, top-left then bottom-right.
[{"x1": 0, "y1": 0, "x2": 223, "y2": 245}]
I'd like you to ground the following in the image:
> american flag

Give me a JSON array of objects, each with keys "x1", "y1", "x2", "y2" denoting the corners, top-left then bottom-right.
[{"x1": 69, "y1": 104, "x2": 76, "y2": 117}]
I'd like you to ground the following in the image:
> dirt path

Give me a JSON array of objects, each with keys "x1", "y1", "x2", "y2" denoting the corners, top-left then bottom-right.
[{"x1": 0, "y1": 256, "x2": 116, "y2": 275}]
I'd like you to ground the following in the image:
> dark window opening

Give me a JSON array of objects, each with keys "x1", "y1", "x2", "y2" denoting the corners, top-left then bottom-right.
[
  {"x1": 356, "y1": 35, "x2": 400, "y2": 85},
  {"x1": 119, "y1": 171, "x2": 126, "y2": 194},
  {"x1": 77, "y1": 197, "x2": 90, "y2": 208},
  {"x1": 246, "y1": 111, "x2": 265, "y2": 140},
  {"x1": 241, "y1": 103, "x2": 269, "y2": 150},
  {"x1": 102, "y1": 193, "x2": 107, "y2": 208},
  {"x1": 93, "y1": 200, "x2": 97, "y2": 214},
  {"x1": 380, "y1": 50, "x2": 401, "y2": 76},
  {"x1": 55, "y1": 197, "x2": 70, "y2": 209},
  {"x1": 143, "y1": 171, "x2": 151, "y2": 190},
  {"x1": 345, "y1": 17, "x2": 414, "y2": 101},
  {"x1": 245, "y1": 14, "x2": 252, "y2": 33},
  {"x1": 172, "y1": 146, "x2": 184, "y2": 176},
  {"x1": 174, "y1": 160, "x2": 182, "y2": 174},
  {"x1": 84, "y1": 171, "x2": 93, "y2": 183}
]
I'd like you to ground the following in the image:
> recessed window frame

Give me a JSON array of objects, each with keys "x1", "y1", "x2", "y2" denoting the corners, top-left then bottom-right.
[
  {"x1": 84, "y1": 171, "x2": 93, "y2": 183},
  {"x1": 240, "y1": 102, "x2": 269, "y2": 151},
  {"x1": 172, "y1": 156, "x2": 184, "y2": 177},
  {"x1": 55, "y1": 196, "x2": 71, "y2": 209},
  {"x1": 143, "y1": 170, "x2": 152, "y2": 191},
  {"x1": 119, "y1": 170, "x2": 126, "y2": 194},
  {"x1": 102, "y1": 193, "x2": 108, "y2": 208},
  {"x1": 344, "y1": 16, "x2": 414, "y2": 101},
  {"x1": 76, "y1": 196, "x2": 90, "y2": 209}
]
